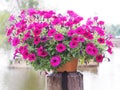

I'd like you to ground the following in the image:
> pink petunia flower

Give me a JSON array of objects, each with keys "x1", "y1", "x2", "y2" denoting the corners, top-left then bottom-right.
[
  {"x1": 85, "y1": 46, "x2": 93, "y2": 55},
  {"x1": 71, "y1": 36, "x2": 80, "y2": 42},
  {"x1": 19, "y1": 45, "x2": 28, "y2": 54},
  {"x1": 52, "y1": 17, "x2": 62, "y2": 25},
  {"x1": 8, "y1": 37, "x2": 12, "y2": 43},
  {"x1": 85, "y1": 45, "x2": 98, "y2": 56},
  {"x1": 73, "y1": 16, "x2": 83, "y2": 24},
  {"x1": 60, "y1": 16, "x2": 67, "y2": 21},
  {"x1": 94, "y1": 16, "x2": 98, "y2": 21},
  {"x1": 67, "y1": 30, "x2": 75, "y2": 37},
  {"x1": 54, "y1": 33, "x2": 64, "y2": 41},
  {"x1": 16, "y1": 29, "x2": 21, "y2": 35},
  {"x1": 56, "y1": 43, "x2": 66, "y2": 53},
  {"x1": 107, "y1": 47, "x2": 113, "y2": 54},
  {"x1": 9, "y1": 15, "x2": 15, "y2": 21},
  {"x1": 84, "y1": 31, "x2": 93, "y2": 40},
  {"x1": 34, "y1": 37, "x2": 40, "y2": 45},
  {"x1": 78, "y1": 37, "x2": 85, "y2": 42},
  {"x1": 106, "y1": 40, "x2": 114, "y2": 47},
  {"x1": 98, "y1": 21, "x2": 104, "y2": 25},
  {"x1": 28, "y1": 53, "x2": 36, "y2": 62},
  {"x1": 75, "y1": 27, "x2": 85, "y2": 35},
  {"x1": 43, "y1": 10, "x2": 55, "y2": 19},
  {"x1": 65, "y1": 20, "x2": 73, "y2": 27},
  {"x1": 38, "y1": 51, "x2": 48, "y2": 57},
  {"x1": 13, "y1": 49, "x2": 18, "y2": 59},
  {"x1": 48, "y1": 29, "x2": 56, "y2": 36},
  {"x1": 23, "y1": 31, "x2": 30, "y2": 40},
  {"x1": 33, "y1": 28, "x2": 42, "y2": 36},
  {"x1": 96, "y1": 27, "x2": 105, "y2": 36},
  {"x1": 12, "y1": 37, "x2": 20, "y2": 46},
  {"x1": 86, "y1": 43, "x2": 95, "y2": 47},
  {"x1": 20, "y1": 10, "x2": 26, "y2": 19},
  {"x1": 37, "y1": 46, "x2": 43, "y2": 52},
  {"x1": 67, "y1": 10, "x2": 78, "y2": 17},
  {"x1": 50, "y1": 55, "x2": 61, "y2": 67},
  {"x1": 69, "y1": 41, "x2": 78, "y2": 48},
  {"x1": 87, "y1": 34, "x2": 94, "y2": 40},
  {"x1": 97, "y1": 38, "x2": 105, "y2": 44},
  {"x1": 92, "y1": 47, "x2": 99, "y2": 56},
  {"x1": 96, "y1": 54, "x2": 104, "y2": 62},
  {"x1": 6, "y1": 25, "x2": 14, "y2": 36},
  {"x1": 86, "y1": 18, "x2": 93, "y2": 26},
  {"x1": 107, "y1": 34, "x2": 113, "y2": 39},
  {"x1": 22, "y1": 50, "x2": 29, "y2": 59},
  {"x1": 27, "y1": 8, "x2": 37, "y2": 16},
  {"x1": 42, "y1": 22, "x2": 49, "y2": 28}
]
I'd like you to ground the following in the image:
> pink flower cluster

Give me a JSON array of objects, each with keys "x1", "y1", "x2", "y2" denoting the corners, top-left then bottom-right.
[{"x1": 6, "y1": 8, "x2": 113, "y2": 68}]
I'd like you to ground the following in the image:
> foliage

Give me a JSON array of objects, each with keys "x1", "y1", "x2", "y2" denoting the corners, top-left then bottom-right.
[{"x1": 6, "y1": 8, "x2": 113, "y2": 71}]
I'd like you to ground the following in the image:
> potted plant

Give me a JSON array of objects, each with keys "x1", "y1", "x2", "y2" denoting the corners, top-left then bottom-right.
[{"x1": 6, "y1": 8, "x2": 113, "y2": 72}]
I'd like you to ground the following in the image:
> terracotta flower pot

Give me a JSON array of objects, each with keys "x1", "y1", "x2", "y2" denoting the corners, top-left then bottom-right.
[{"x1": 57, "y1": 58, "x2": 78, "y2": 72}]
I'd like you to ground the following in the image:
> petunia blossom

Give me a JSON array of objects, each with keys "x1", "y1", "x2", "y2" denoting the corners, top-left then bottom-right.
[
  {"x1": 94, "y1": 16, "x2": 98, "y2": 21},
  {"x1": 6, "y1": 26, "x2": 14, "y2": 36},
  {"x1": 67, "y1": 10, "x2": 78, "y2": 17},
  {"x1": 22, "y1": 50, "x2": 29, "y2": 59},
  {"x1": 34, "y1": 37, "x2": 40, "y2": 45},
  {"x1": 27, "y1": 8, "x2": 37, "y2": 16},
  {"x1": 28, "y1": 53, "x2": 36, "y2": 62},
  {"x1": 71, "y1": 36, "x2": 80, "y2": 42},
  {"x1": 97, "y1": 38, "x2": 105, "y2": 44},
  {"x1": 75, "y1": 27, "x2": 85, "y2": 35},
  {"x1": 56, "y1": 43, "x2": 66, "y2": 53},
  {"x1": 13, "y1": 48, "x2": 18, "y2": 59},
  {"x1": 73, "y1": 16, "x2": 83, "y2": 24},
  {"x1": 85, "y1": 45, "x2": 98, "y2": 56},
  {"x1": 96, "y1": 27, "x2": 105, "y2": 36},
  {"x1": 33, "y1": 28, "x2": 42, "y2": 36},
  {"x1": 69, "y1": 41, "x2": 78, "y2": 48},
  {"x1": 38, "y1": 51, "x2": 48, "y2": 57},
  {"x1": 54, "y1": 33, "x2": 64, "y2": 41},
  {"x1": 85, "y1": 46, "x2": 93, "y2": 55},
  {"x1": 50, "y1": 55, "x2": 61, "y2": 67},
  {"x1": 96, "y1": 54, "x2": 104, "y2": 62},
  {"x1": 48, "y1": 29, "x2": 56, "y2": 36},
  {"x1": 98, "y1": 21, "x2": 104, "y2": 25},
  {"x1": 19, "y1": 45, "x2": 28, "y2": 54},
  {"x1": 37, "y1": 46, "x2": 43, "y2": 53},
  {"x1": 67, "y1": 30, "x2": 75, "y2": 37},
  {"x1": 92, "y1": 47, "x2": 99, "y2": 56},
  {"x1": 106, "y1": 40, "x2": 114, "y2": 47},
  {"x1": 78, "y1": 37, "x2": 85, "y2": 42},
  {"x1": 84, "y1": 31, "x2": 93, "y2": 40},
  {"x1": 12, "y1": 37, "x2": 20, "y2": 46},
  {"x1": 23, "y1": 31, "x2": 30, "y2": 41},
  {"x1": 52, "y1": 17, "x2": 62, "y2": 25},
  {"x1": 107, "y1": 47, "x2": 113, "y2": 54},
  {"x1": 86, "y1": 43, "x2": 95, "y2": 47},
  {"x1": 9, "y1": 15, "x2": 15, "y2": 21}
]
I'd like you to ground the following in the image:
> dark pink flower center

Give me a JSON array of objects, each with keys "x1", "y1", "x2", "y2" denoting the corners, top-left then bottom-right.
[{"x1": 53, "y1": 59, "x2": 57, "y2": 63}]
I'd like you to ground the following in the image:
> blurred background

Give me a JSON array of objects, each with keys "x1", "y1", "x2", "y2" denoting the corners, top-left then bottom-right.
[{"x1": 0, "y1": 0, "x2": 120, "y2": 90}]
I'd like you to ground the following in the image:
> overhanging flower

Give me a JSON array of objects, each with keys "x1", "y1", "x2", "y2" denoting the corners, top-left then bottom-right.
[{"x1": 50, "y1": 55, "x2": 61, "y2": 67}]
